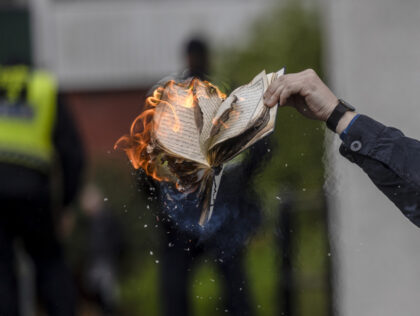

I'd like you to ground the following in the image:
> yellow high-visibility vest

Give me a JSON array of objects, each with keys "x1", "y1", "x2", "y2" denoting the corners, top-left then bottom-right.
[{"x1": 0, "y1": 65, "x2": 56, "y2": 172}]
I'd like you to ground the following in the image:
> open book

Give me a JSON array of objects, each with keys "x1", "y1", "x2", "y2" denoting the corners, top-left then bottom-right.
[{"x1": 151, "y1": 68, "x2": 285, "y2": 225}]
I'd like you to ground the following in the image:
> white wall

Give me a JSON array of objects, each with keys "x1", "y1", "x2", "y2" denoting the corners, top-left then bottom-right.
[
  {"x1": 325, "y1": 1, "x2": 420, "y2": 315},
  {"x1": 31, "y1": 0, "x2": 275, "y2": 90}
]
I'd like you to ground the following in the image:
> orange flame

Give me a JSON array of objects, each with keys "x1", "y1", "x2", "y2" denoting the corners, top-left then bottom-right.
[{"x1": 115, "y1": 77, "x2": 226, "y2": 187}]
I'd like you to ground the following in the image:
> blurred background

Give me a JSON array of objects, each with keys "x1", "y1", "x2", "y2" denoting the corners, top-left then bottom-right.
[{"x1": 0, "y1": 0, "x2": 419, "y2": 315}]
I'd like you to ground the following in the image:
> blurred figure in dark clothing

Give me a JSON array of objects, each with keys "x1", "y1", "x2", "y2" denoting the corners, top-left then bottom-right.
[
  {"x1": 155, "y1": 141, "x2": 269, "y2": 316},
  {"x1": 139, "y1": 38, "x2": 270, "y2": 316},
  {"x1": 80, "y1": 184, "x2": 125, "y2": 316},
  {"x1": 152, "y1": 38, "x2": 210, "y2": 88},
  {"x1": 184, "y1": 38, "x2": 210, "y2": 80},
  {"x1": 0, "y1": 64, "x2": 84, "y2": 316}
]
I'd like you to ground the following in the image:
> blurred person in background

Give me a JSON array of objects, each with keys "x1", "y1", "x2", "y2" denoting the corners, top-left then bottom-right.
[
  {"x1": 184, "y1": 38, "x2": 210, "y2": 80},
  {"x1": 0, "y1": 62, "x2": 84, "y2": 316},
  {"x1": 264, "y1": 69, "x2": 420, "y2": 228},
  {"x1": 139, "y1": 38, "x2": 271, "y2": 316},
  {"x1": 79, "y1": 183, "x2": 125, "y2": 316}
]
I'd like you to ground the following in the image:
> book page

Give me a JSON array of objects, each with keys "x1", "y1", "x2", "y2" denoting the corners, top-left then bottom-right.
[
  {"x1": 196, "y1": 86, "x2": 224, "y2": 151},
  {"x1": 247, "y1": 68, "x2": 284, "y2": 126},
  {"x1": 207, "y1": 68, "x2": 285, "y2": 165},
  {"x1": 206, "y1": 94, "x2": 237, "y2": 144},
  {"x1": 240, "y1": 68, "x2": 285, "y2": 150},
  {"x1": 153, "y1": 88, "x2": 208, "y2": 166},
  {"x1": 198, "y1": 166, "x2": 224, "y2": 226},
  {"x1": 209, "y1": 70, "x2": 268, "y2": 149},
  {"x1": 243, "y1": 105, "x2": 277, "y2": 150},
  {"x1": 208, "y1": 107, "x2": 271, "y2": 165}
]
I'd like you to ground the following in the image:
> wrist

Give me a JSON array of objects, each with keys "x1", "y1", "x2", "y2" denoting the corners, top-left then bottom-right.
[
  {"x1": 336, "y1": 111, "x2": 357, "y2": 134},
  {"x1": 322, "y1": 98, "x2": 339, "y2": 122}
]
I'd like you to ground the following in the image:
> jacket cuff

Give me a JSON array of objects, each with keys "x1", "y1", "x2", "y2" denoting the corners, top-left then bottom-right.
[{"x1": 339, "y1": 115, "x2": 387, "y2": 162}]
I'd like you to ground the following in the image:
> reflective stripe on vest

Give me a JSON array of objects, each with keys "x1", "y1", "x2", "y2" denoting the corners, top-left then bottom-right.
[{"x1": 0, "y1": 65, "x2": 56, "y2": 172}]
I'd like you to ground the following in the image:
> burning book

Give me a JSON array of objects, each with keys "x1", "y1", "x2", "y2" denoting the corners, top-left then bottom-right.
[{"x1": 116, "y1": 68, "x2": 285, "y2": 226}]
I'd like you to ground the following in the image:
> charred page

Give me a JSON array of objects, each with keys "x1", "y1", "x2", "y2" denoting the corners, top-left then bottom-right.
[
  {"x1": 121, "y1": 68, "x2": 284, "y2": 226},
  {"x1": 206, "y1": 69, "x2": 283, "y2": 166}
]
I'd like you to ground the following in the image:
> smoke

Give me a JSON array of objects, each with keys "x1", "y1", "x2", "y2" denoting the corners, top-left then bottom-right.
[{"x1": 156, "y1": 166, "x2": 261, "y2": 260}]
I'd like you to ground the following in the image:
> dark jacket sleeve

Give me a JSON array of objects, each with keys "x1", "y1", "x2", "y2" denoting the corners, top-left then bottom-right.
[
  {"x1": 339, "y1": 115, "x2": 420, "y2": 226},
  {"x1": 53, "y1": 96, "x2": 85, "y2": 206}
]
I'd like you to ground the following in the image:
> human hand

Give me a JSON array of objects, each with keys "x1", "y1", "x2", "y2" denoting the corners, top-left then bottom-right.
[{"x1": 264, "y1": 69, "x2": 339, "y2": 122}]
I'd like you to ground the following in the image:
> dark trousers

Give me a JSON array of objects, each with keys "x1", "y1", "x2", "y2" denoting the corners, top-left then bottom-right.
[
  {"x1": 160, "y1": 233, "x2": 254, "y2": 316},
  {"x1": 0, "y1": 196, "x2": 75, "y2": 316}
]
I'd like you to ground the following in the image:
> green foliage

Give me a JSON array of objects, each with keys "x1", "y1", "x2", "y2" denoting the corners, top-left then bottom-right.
[
  {"x1": 246, "y1": 233, "x2": 278, "y2": 315},
  {"x1": 191, "y1": 263, "x2": 223, "y2": 315},
  {"x1": 120, "y1": 261, "x2": 160, "y2": 315},
  {"x1": 214, "y1": 1, "x2": 323, "y2": 86},
  {"x1": 213, "y1": 1, "x2": 331, "y2": 315},
  {"x1": 214, "y1": 0, "x2": 326, "y2": 214}
]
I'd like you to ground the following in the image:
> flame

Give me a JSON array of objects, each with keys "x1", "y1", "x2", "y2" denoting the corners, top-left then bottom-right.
[
  {"x1": 115, "y1": 85, "x2": 168, "y2": 182},
  {"x1": 115, "y1": 77, "x2": 226, "y2": 187}
]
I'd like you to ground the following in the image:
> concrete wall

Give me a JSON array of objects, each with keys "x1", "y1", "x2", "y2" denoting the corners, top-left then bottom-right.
[{"x1": 325, "y1": 1, "x2": 420, "y2": 315}]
